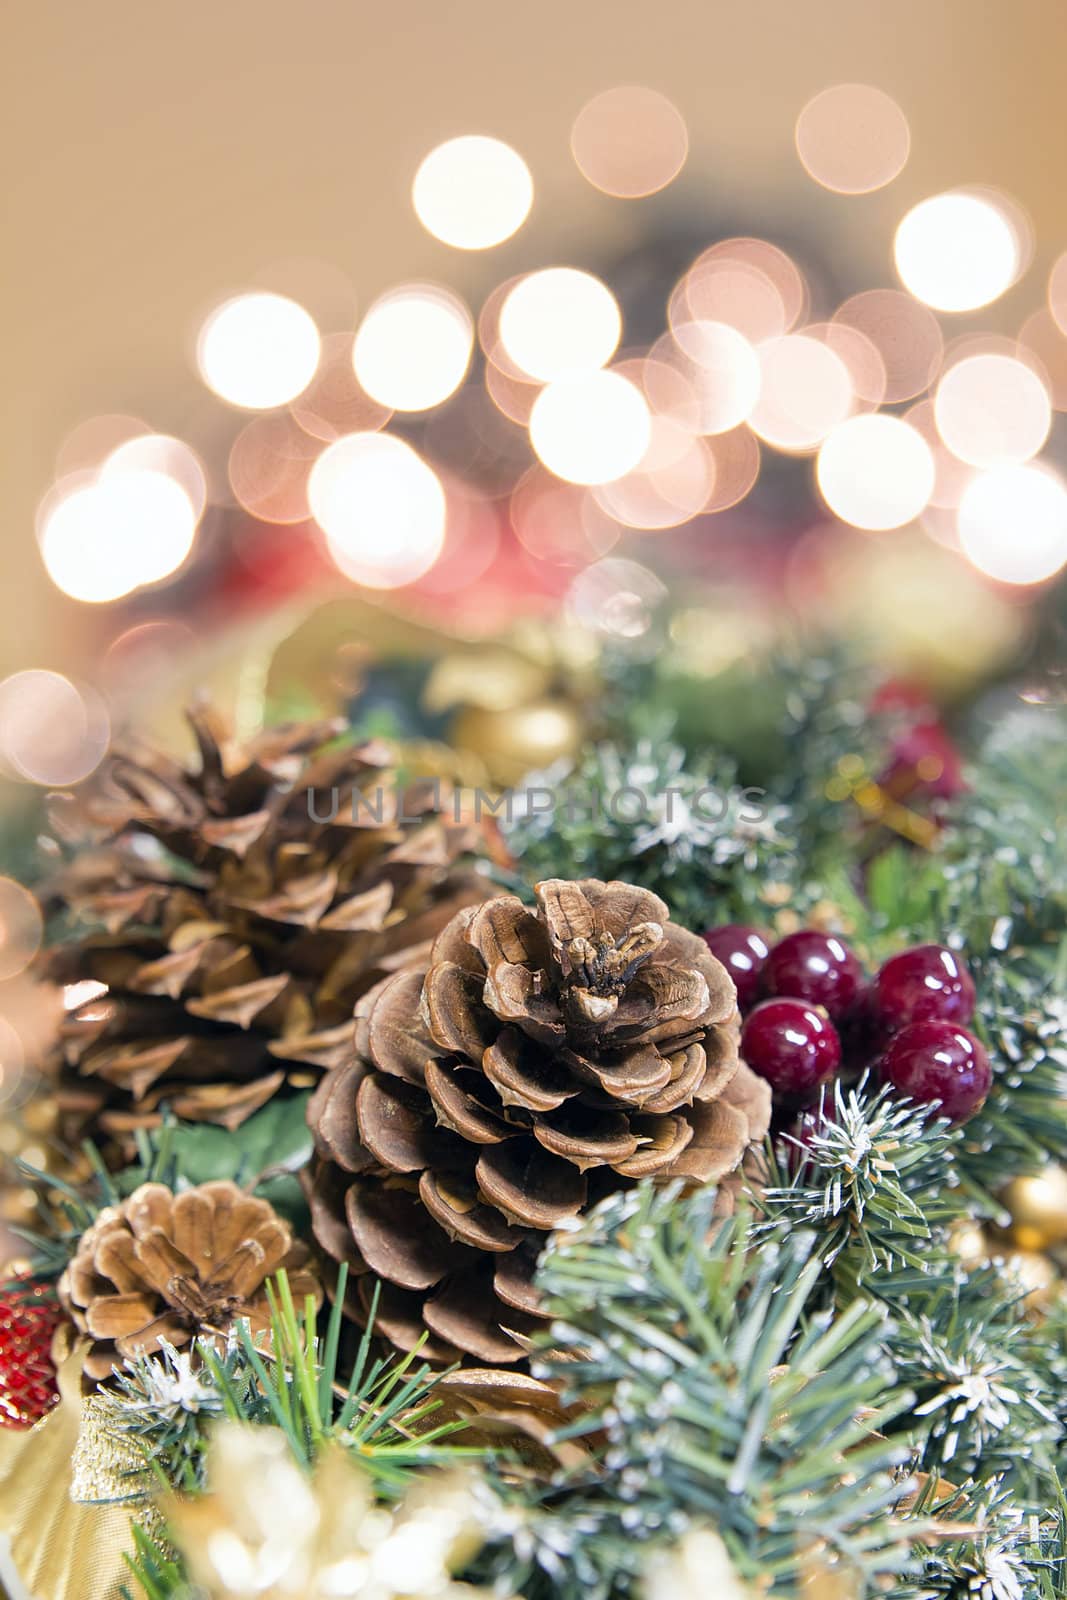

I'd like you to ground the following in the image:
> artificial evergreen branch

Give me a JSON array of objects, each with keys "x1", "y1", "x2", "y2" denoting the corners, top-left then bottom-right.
[{"x1": 477, "y1": 1183, "x2": 919, "y2": 1600}]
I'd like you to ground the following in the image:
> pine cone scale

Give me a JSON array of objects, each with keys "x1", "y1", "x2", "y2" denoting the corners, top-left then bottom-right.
[
  {"x1": 308, "y1": 878, "x2": 768, "y2": 1364},
  {"x1": 60, "y1": 1180, "x2": 321, "y2": 1380},
  {"x1": 43, "y1": 709, "x2": 494, "y2": 1141}
]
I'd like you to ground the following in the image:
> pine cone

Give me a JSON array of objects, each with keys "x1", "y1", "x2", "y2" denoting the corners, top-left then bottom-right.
[
  {"x1": 43, "y1": 706, "x2": 494, "y2": 1142},
  {"x1": 59, "y1": 1180, "x2": 321, "y2": 1381},
  {"x1": 306, "y1": 878, "x2": 771, "y2": 1364}
]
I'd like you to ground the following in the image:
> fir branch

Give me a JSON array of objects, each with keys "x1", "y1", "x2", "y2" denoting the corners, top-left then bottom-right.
[
  {"x1": 756, "y1": 1078, "x2": 964, "y2": 1284},
  {"x1": 505, "y1": 736, "x2": 806, "y2": 928},
  {"x1": 479, "y1": 1184, "x2": 917, "y2": 1600}
]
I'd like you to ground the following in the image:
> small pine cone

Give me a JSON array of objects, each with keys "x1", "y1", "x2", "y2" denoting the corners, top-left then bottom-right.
[
  {"x1": 306, "y1": 878, "x2": 771, "y2": 1365},
  {"x1": 58, "y1": 1180, "x2": 321, "y2": 1382},
  {"x1": 42, "y1": 705, "x2": 494, "y2": 1144}
]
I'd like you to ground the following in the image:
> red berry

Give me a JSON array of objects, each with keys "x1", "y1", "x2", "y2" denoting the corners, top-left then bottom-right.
[
  {"x1": 879, "y1": 1019, "x2": 991, "y2": 1123},
  {"x1": 702, "y1": 924, "x2": 770, "y2": 1011},
  {"x1": 741, "y1": 998, "x2": 841, "y2": 1096},
  {"x1": 763, "y1": 931, "x2": 864, "y2": 1020},
  {"x1": 873, "y1": 945, "x2": 976, "y2": 1030}
]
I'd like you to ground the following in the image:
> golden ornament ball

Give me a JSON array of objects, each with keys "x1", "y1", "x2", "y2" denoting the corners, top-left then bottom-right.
[
  {"x1": 1000, "y1": 1168, "x2": 1067, "y2": 1250},
  {"x1": 451, "y1": 698, "x2": 583, "y2": 786},
  {"x1": 947, "y1": 1218, "x2": 989, "y2": 1271},
  {"x1": 1003, "y1": 1249, "x2": 1059, "y2": 1315}
]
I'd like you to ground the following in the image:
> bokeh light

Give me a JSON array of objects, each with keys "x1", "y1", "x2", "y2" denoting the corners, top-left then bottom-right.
[
  {"x1": 795, "y1": 83, "x2": 910, "y2": 194},
  {"x1": 499, "y1": 269, "x2": 621, "y2": 382},
  {"x1": 934, "y1": 353, "x2": 1051, "y2": 467},
  {"x1": 595, "y1": 415, "x2": 714, "y2": 528},
  {"x1": 39, "y1": 468, "x2": 198, "y2": 601},
  {"x1": 817, "y1": 413, "x2": 934, "y2": 530},
  {"x1": 1018, "y1": 309, "x2": 1067, "y2": 411},
  {"x1": 566, "y1": 557, "x2": 667, "y2": 639},
  {"x1": 571, "y1": 86, "x2": 688, "y2": 198},
  {"x1": 529, "y1": 370, "x2": 651, "y2": 485},
  {"x1": 958, "y1": 464, "x2": 1067, "y2": 585},
  {"x1": 1049, "y1": 252, "x2": 1067, "y2": 336},
  {"x1": 55, "y1": 414, "x2": 149, "y2": 477},
  {"x1": 705, "y1": 239, "x2": 807, "y2": 332},
  {"x1": 229, "y1": 413, "x2": 321, "y2": 523},
  {"x1": 667, "y1": 322, "x2": 762, "y2": 433},
  {"x1": 748, "y1": 335, "x2": 853, "y2": 452},
  {"x1": 894, "y1": 192, "x2": 1021, "y2": 312},
  {"x1": 0, "y1": 671, "x2": 110, "y2": 785},
  {"x1": 704, "y1": 426, "x2": 762, "y2": 512},
  {"x1": 905, "y1": 399, "x2": 976, "y2": 510},
  {"x1": 308, "y1": 432, "x2": 446, "y2": 588},
  {"x1": 0, "y1": 881, "x2": 43, "y2": 982},
  {"x1": 102, "y1": 434, "x2": 207, "y2": 523},
  {"x1": 291, "y1": 332, "x2": 392, "y2": 440},
  {"x1": 672, "y1": 258, "x2": 787, "y2": 346},
  {"x1": 809, "y1": 322, "x2": 887, "y2": 410},
  {"x1": 353, "y1": 286, "x2": 473, "y2": 412},
  {"x1": 197, "y1": 292, "x2": 321, "y2": 408},
  {"x1": 413, "y1": 135, "x2": 533, "y2": 249},
  {"x1": 510, "y1": 469, "x2": 618, "y2": 567},
  {"x1": 831, "y1": 289, "x2": 943, "y2": 403}
]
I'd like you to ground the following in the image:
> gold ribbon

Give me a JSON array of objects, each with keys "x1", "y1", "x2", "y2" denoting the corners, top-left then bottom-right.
[{"x1": 0, "y1": 1343, "x2": 136, "y2": 1600}]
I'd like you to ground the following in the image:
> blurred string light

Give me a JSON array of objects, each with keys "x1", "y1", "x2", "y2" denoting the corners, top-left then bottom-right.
[
  {"x1": 894, "y1": 191, "x2": 1025, "y2": 312},
  {"x1": 795, "y1": 83, "x2": 910, "y2": 194},
  {"x1": 197, "y1": 292, "x2": 321, "y2": 408},
  {"x1": 413, "y1": 135, "x2": 533, "y2": 249},
  {"x1": 229, "y1": 413, "x2": 320, "y2": 523},
  {"x1": 808, "y1": 322, "x2": 887, "y2": 410},
  {"x1": 510, "y1": 469, "x2": 618, "y2": 566},
  {"x1": 39, "y1": 451, "x2": 201, "y2": 603},
  {"x1": 529, "y1": 370, "x2": 651, "y2": 485},
  {"x1": 665, "y1": 322, "x2": 762, "y2": 433},
  {"x1": 566, "y1": 556, "x2": 667, "y2": 639},
  {"x1": 291, "y1": 332, "x2": 392, "y2": 440},
  {"x1": 831, "y1": 289, "x2": 942, "y2": 403},
  {"x1": 748, "y1": 334, "x2": 853, "y2": 452},
  {"x1": 934, "y1": 353, "x2": 1051, "y2": 468},
  {"x1": 905, "y1": 399, "x2": 976, "y2": 510},
  {"x1": 571, "y1": 86, "x2": 688, "y2": 198},
  {"x1": 1018, "y1": 308, "x2": 1067, "y2": 411},
  {"x1": 353, "y1": 286, "x2": 473, "y2": 411},
  {"x1": 0, "y1": 880, "x2": 43, "y2": 983},
  {"x1": 595, "y1": 414, "x2": 715, "y2": 529},
  {"x1": 1049, "y1": 252, "x2": 1067, "y2": 336},
  {"x1": 499, "y1": 269, "x2": 621, "y2": 381},
  {"x1": 0, "y1": 670, "x2": 109, "y2": 785},
  {"x1": 307, "y1": 432, "x2": 446, "y2": 588},
  {"x1": 958, "y1": 464, "x2": 1067, "y2": 585},
  {"x1": 817, "y1": 414, "x2": 934, "y2": 530}
]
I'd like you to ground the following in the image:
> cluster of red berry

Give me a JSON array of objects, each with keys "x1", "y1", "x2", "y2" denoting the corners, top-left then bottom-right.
[
  {"x1": 702, "y1": 926, "x2": 992, "y2": 1124},
  {"x1": 0, "y1": 1281, "x2": 61, "y2": 1429}
]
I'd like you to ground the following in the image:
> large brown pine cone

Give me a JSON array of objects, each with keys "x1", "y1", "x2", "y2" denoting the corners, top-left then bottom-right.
[
  {"x1": 43, "y1": 706, "x2": 494, "y2": 1142},
  {"x1": 306, "y1": 878, "x2": 771, "y2": 1365},
  {"x1": 59, "y1": 1180, "x2": 321, "y2": 1381}
]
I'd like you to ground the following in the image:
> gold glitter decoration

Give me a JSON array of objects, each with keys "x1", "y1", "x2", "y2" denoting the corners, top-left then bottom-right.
[
  {"x1": 169, "y1": 1422, "x2": 505, "y2": 1600},
  {"x1": 70, "y1": 1392, "x2": 149, "y2": 1505}
]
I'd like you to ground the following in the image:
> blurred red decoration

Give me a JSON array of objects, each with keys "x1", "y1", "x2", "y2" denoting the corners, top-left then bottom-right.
[{"x1": 0, "y1": 1281, "x2": 62, "y2": 1429}]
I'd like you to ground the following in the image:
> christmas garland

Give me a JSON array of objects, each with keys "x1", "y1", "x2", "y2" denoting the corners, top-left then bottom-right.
[{"x1": 0, "y1": 649, "x2": 1065, "y2": 1600}]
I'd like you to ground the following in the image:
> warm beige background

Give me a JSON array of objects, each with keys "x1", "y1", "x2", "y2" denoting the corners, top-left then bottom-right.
[{"x1": 4, "y1": 0, "x2": 1065, "y2": 675}]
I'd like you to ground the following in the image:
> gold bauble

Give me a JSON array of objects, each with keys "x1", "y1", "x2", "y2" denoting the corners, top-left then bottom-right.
[
  {"x1": 451, "y1": 699, "x2": 583, "y2": 786},
  {"x1": 1000, "y1": 1169, "x2": 1067, "y2": 1250},
  {"x1": 947, "y1": 1219, "x2": 989, "y2": 1271},
  {"x1": 1003, "y1": 1249, "x2": 1059, "y2": 1315}
]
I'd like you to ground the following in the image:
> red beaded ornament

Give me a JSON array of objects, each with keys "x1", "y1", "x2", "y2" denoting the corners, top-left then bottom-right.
[{"x1": 0, "y1": 1280, "x2": 62, "y2": 1429}]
